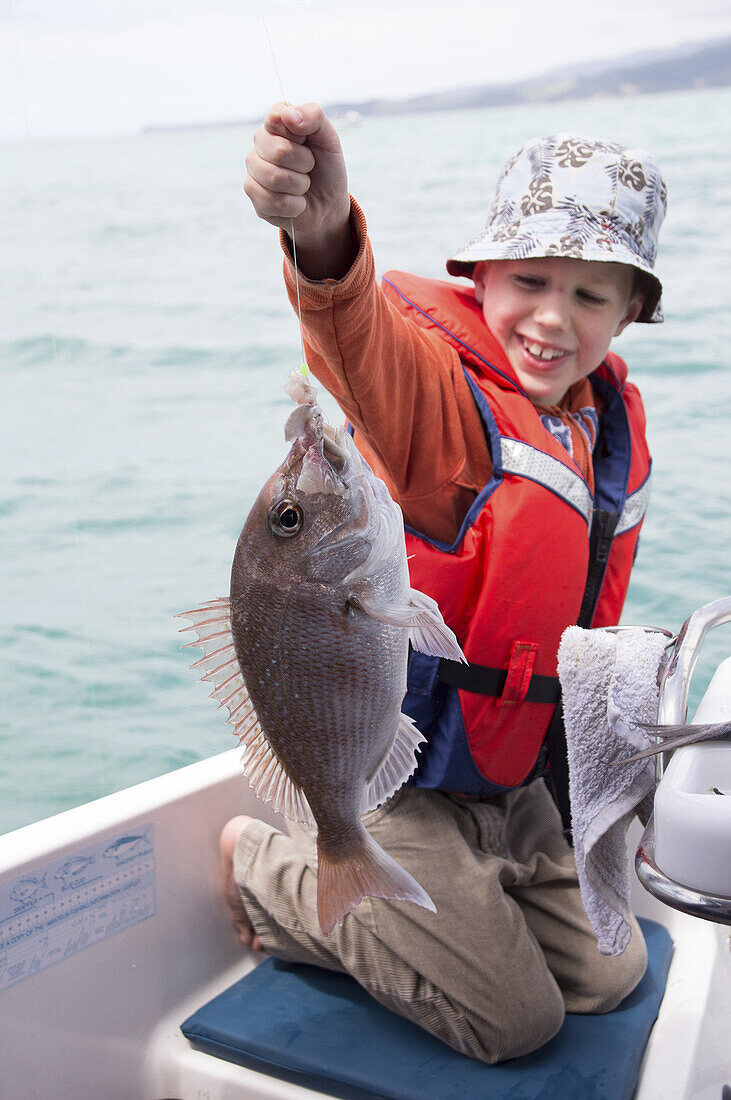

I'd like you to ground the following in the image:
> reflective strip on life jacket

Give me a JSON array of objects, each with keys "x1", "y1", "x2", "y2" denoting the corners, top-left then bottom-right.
[
  {"x1": 500, "y1": 438, "x2": 594, "y2": 525},
  {"x1": 616, "y1": 472, "x2": 652, "y2": 535}
]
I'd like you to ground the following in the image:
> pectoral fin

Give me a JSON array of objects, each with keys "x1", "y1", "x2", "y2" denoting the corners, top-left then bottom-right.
[{"x1": 351, "y1": 588, "x2": 466, "y2": 663}]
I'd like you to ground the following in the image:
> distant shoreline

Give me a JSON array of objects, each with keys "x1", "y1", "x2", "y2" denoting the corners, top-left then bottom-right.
[{"x1": 144, "y1": 36, "x2": 731, "y2": 134}]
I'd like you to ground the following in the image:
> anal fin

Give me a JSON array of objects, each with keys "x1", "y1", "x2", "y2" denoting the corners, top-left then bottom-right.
[{"x1": 361, "y1": 712, "x2": 425, "y2": 814}]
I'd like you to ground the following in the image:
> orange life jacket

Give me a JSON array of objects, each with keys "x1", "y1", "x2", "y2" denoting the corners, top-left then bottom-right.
[{"x1": 381, "y1": 271, "x2": 652, "y2": 797}]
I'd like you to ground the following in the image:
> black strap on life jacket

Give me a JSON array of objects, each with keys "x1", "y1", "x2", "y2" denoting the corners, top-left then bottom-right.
[
  {"x1": 437, "y1": 508, "x2": 620, "y2": 844},
  {"x1": 437, "y1": 660, "x2": 560, "y2": 704},
  {"x1": 544, "y1": 508, "x2": 621, "y2": 843}
]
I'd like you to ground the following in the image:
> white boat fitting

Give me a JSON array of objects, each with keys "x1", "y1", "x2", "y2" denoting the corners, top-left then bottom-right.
[
  {"x1": 0, "y1": 605, "x2": 729, "y2": 1099},
  {"x1": 654, "y1": 736, "x2": 731, "y2": 898}
]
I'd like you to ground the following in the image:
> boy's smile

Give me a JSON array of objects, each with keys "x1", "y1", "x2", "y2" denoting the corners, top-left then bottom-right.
[{"x1": 474, "y1": 258, "x2": 643, "y2": 407}]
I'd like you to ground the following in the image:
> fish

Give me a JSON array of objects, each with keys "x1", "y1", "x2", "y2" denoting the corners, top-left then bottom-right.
[
  {"x1": 179, "y1": 372, "x2": 466, "y2": 934},
  {"x1": 611, "y1": 719, "x2": 731, "y2": 764}
]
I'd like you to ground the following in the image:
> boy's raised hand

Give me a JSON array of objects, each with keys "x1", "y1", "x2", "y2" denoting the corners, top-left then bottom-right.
[{"x1": 245, "y1": 102, "x2": 356, "y2": 279}]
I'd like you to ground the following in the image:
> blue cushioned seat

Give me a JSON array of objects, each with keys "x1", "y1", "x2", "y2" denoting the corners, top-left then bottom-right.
[{"x1": 182, "y1": 917, "x2": 672, "y2": 1100}]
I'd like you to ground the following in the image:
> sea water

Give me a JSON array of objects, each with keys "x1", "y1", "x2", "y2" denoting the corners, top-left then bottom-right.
[{"x1": 2, "y1": 89, "x2": 730, "y2": 834}]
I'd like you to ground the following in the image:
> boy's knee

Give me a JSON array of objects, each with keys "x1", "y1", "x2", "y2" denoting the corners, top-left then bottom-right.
[
  {"x1": 566, "y1": 924, "x2": 648, "y2": 1014},
  {"x1": 483, "y1": 986, "x2": 565, "y2": 1062},
  {"x1": 592, "y1": 930, "x2": 648, "y2": 1013},
  {"x1": 232, "y1": 819, "x2": 284, "y2": 883},
  {"x1": 453, "y1": 978, "x2": 565, "y2": 1063}
]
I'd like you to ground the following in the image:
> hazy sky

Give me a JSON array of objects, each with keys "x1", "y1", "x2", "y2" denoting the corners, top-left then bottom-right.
[{"x1": 2, "y1": 0, "x2": 731, "y2": 139}]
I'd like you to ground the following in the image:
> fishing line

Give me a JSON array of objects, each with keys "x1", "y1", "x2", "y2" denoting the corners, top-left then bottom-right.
[{"x1": 256, "y1": 0, "x2": 310, "y2": 378}]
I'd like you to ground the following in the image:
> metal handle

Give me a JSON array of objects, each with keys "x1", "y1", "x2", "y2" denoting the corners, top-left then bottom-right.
[
  {"x1": 655, "y1": 596, "x2": 731, "y2": 780},
  {"x1": 636, "y1": 596, "x2": 731, "y2": 924},
  {"x1": 636, "y1": 815, "x2": 731, "y2": 926}
]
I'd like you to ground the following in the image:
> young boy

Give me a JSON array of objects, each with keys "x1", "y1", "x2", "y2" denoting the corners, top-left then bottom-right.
[{"x1": 221, "y1": 103, "x2": 666, "y2": 1063}]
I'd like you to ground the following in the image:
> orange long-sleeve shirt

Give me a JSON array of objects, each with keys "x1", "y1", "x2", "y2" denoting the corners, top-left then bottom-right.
[{"x1": 282, "y1": 199, "x2": 598, "y2": 545}]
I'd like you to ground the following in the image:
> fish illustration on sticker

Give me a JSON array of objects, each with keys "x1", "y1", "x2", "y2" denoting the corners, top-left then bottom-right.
[
  {"x1": 53, "y1": 857, "x2": 95, "y2": 887},
  {"x1": 10, "y1": 876, "x2": 49, "y2": 909},
  {"x1": 103, "y1": 834, "x2": 150, "y2": 863}
]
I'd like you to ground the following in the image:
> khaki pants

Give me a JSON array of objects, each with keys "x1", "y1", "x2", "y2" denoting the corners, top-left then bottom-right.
[{"x1": 233, "y1": 779, "x2": 647, "y2": 1064}]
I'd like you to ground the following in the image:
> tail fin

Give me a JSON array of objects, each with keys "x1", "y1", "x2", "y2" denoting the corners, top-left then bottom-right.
[{"x1": 316, "y1": 831, "x2": 436, "y2": 935}]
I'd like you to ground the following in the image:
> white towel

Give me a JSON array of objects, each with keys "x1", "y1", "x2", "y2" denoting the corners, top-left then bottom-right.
[{"x1": 557, "y1": 626, "x2": 668, "y2": 956}]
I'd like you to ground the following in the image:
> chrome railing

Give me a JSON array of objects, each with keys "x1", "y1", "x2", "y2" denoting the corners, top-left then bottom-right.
[{"x1": 635, "y1": 596, "x2": 731, "y2": 925}]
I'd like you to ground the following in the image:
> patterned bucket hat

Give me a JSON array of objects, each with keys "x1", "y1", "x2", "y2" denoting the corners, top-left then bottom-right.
[{"x1": 447, "y1": 133, "x2": 667, "y2": 323}]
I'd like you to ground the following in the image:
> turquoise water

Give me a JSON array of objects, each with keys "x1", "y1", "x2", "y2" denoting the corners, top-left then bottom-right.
[{"x1": 2, "y1": 89, "x2": 730, "y2": 835}]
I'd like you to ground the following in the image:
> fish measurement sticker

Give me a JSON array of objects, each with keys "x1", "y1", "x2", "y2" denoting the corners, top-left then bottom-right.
[{"x1": 0, "y1": 826, "x2": 156, "y2": 991}]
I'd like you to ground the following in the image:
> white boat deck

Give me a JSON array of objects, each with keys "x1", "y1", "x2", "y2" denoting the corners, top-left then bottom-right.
[{"x1": 0, "y1": 747, "x2": 729, "y2": 1099}]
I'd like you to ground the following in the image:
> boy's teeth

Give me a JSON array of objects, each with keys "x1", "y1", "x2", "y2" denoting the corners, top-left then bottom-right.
[{"x1": 524, "y1": 340, "x2": 564, "y2": 360}]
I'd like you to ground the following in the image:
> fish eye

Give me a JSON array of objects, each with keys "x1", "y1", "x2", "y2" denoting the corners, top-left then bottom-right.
[{"x1": 267, "y1": 499, "x2": 304, "y2": 538}]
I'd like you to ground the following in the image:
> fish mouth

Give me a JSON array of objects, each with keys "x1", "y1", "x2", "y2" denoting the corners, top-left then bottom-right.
[
  {"x1": 286, "y1": 430, "x2": 351, "y2": 500},
  {"x1": 284, "y1": 403, "x2": 348, "y2": 476},
  {"x1": 322, "y1": 424, "x2": 348, "y2": 472}
]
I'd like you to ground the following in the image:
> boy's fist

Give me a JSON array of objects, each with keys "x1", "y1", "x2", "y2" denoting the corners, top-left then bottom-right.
[{"x1": 244, "y1": 102, "x2": 351, "y2": 257}]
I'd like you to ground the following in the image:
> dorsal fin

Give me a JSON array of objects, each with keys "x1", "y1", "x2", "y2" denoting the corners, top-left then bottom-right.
[{"x1": 176, "y1": 599, "x2": 313, "y2": 825}]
